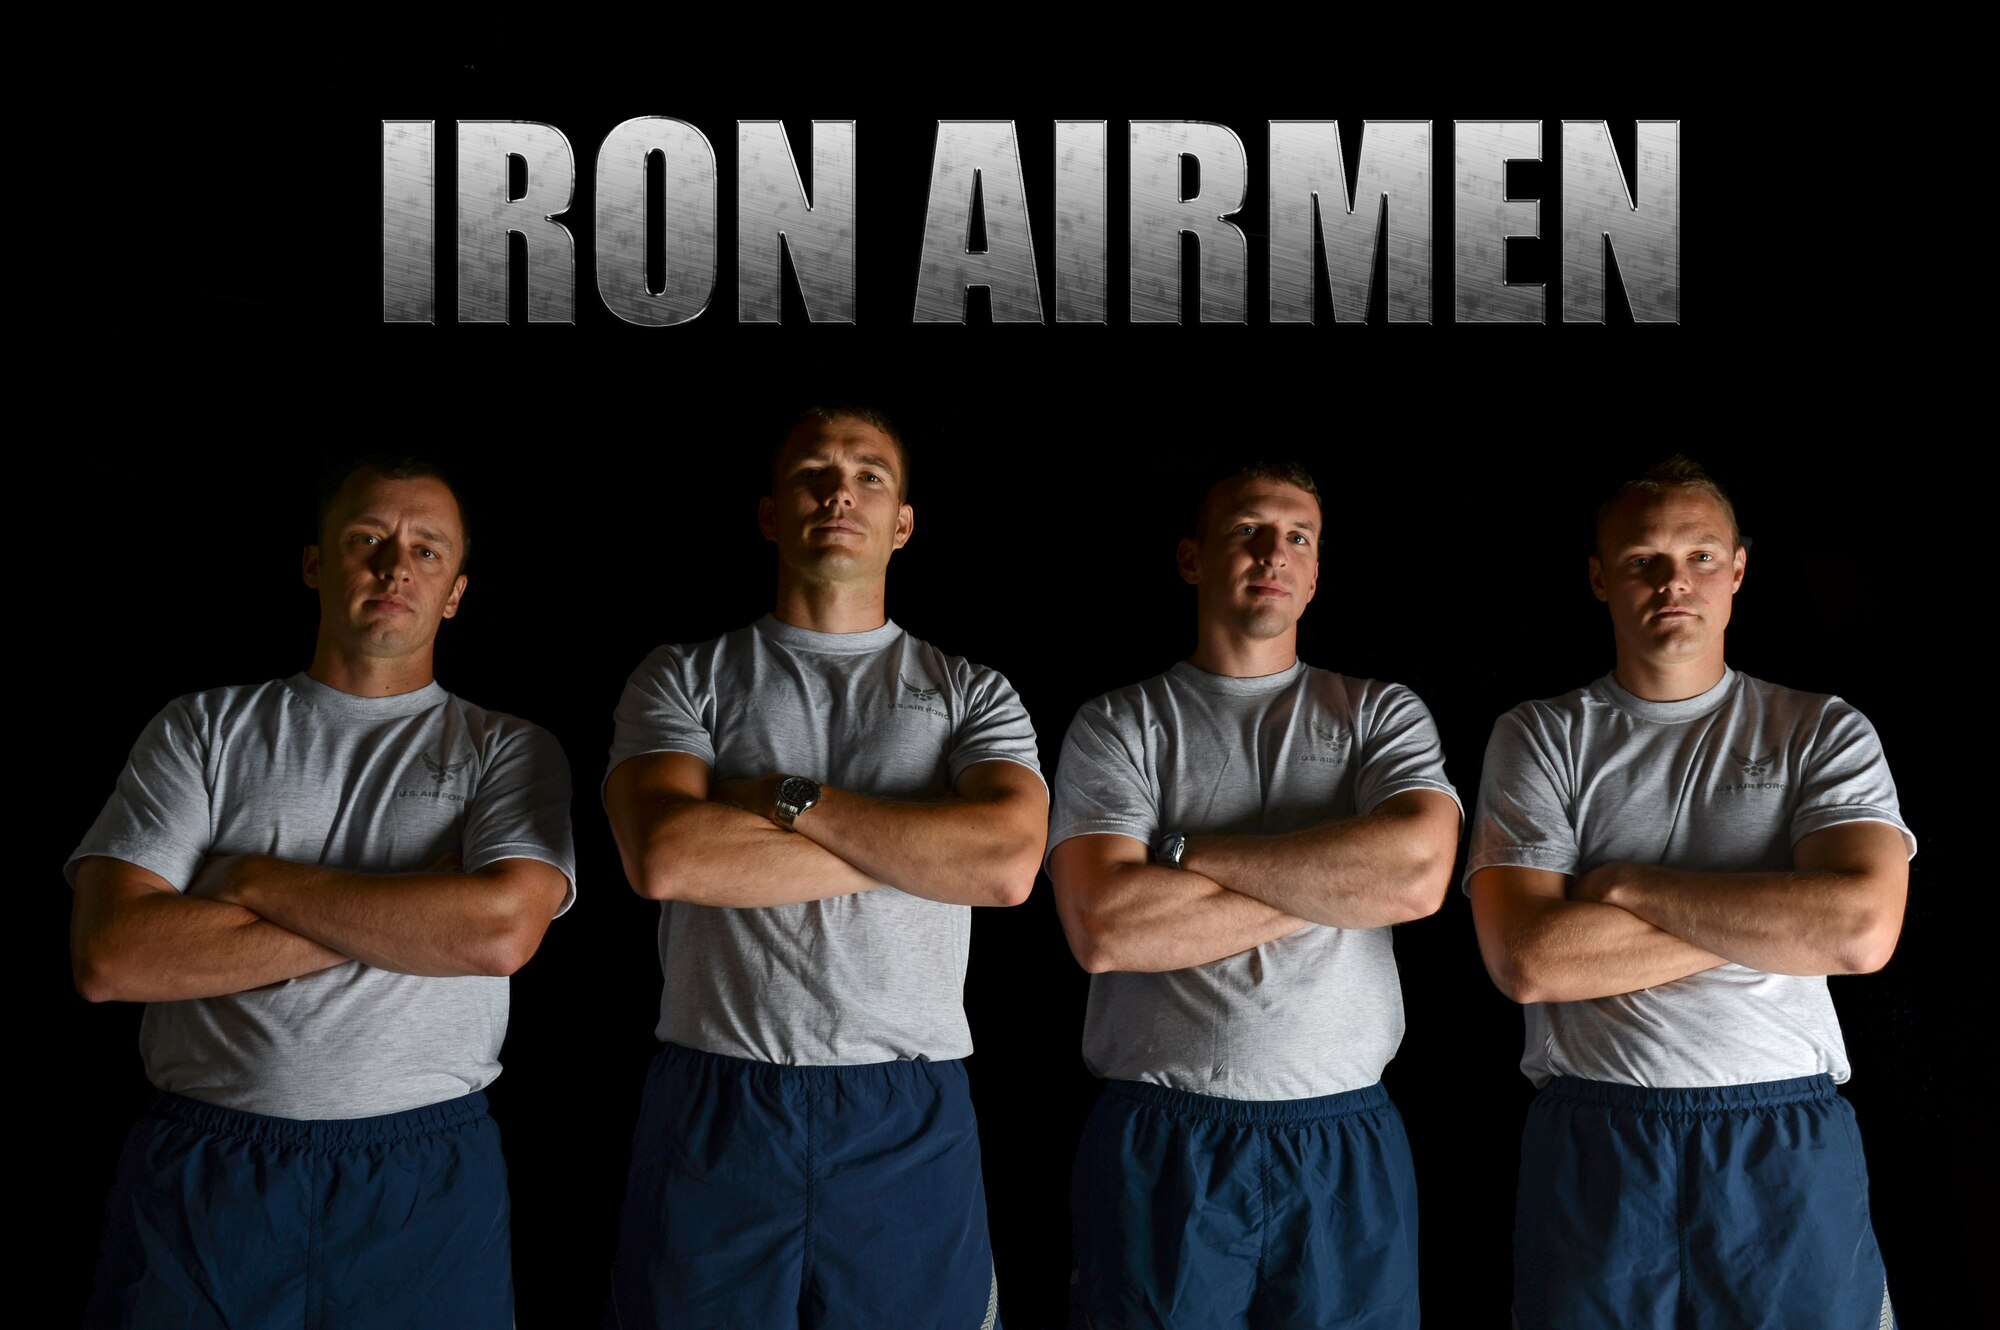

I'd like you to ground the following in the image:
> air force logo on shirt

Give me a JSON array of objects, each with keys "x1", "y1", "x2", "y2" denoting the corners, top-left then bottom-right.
[
  {"x1": 1718, "y1": 749, "x2": 1785, "y2": 795},
  {"x1": 893, "y1": 673, "x2": 947, "y2": 720},
  {"x1": 1300, "y1": 718, "x2": 1351, "y2": 765},
  {"x1": 398, "y1": 752, "x2": 472, "y2": 803}
]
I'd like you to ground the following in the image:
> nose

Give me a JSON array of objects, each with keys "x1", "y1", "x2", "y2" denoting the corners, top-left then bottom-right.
[
  {"x1": 1652, "y1": 559, "x2": 1689, "y2": 593},
  {"x1": 1253, "y1": 527, "x2": 1287, "y2": 564},
  {"x1": 815, "y1": 472, "x2": 856, "y2": 509},
  {"x1": 371, "y1": 539, "x2": 413, "y2": 582}
]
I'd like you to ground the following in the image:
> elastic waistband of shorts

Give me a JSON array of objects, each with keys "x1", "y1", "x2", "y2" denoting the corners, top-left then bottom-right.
[
  {"x1": 1540, "y1": 1074, "x2": 1839, "y2": 1114},
  {"x1": 1105, "y1": 1078, "x2": 1391, "y2": 1125},
  {"x1": 146, "y1": 1089, "x2": 491, "y2": 1150},
  {"x1": 657, "y1": 1040, "x2": 966, "y2": 1085}
]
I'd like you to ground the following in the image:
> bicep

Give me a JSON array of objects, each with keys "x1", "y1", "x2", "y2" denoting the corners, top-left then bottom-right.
[
  {"x1": 1374, "y1": 788, "x2": 1463, "y2": 846},
  {"x1": 475, "y1": 857, "x2": 572, "y2": 921},
  {"x1": 605, "y1": 753, "x2": 712, "y2": 844},
  {"x1": 70, "y1": 856, "x2": 178, "y2": 947},
  {"x1": 1466, "y1": 864, "x2": 1567, "y2": 950},
  {"x1": 956, "y1": 760, "x2": 1049, "y2": 817},
  {"x1": 1049, "y1": 833, "x2": 1147, "y2": 905}
]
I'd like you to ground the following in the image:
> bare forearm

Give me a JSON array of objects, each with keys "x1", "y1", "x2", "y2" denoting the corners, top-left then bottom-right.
[
  {"x1": 1060, "y1": 863, "x2": 1308, "y2": 974},
  {"x1": 1585, "y1": 862, "x2": 1903, "y2": 976},
  {"x1": 1481, "y1": 893, "x2": 1726, "y2": 1003},
  {"x1": 204, "y1": 855, "x2": 560, "y2": 978},
  {"x1": 796, "y1": 784, "x2": 1043, "y2": 907},
  {"x1": 71, "y1": 887, "x2": 347, "y2": 1003},
  {"x1": 627, "y1": 800, "x2": 883, "y2": 907},
  {"x1": 1180, "y1": 794, "x2": 1457, "y2": 929}
]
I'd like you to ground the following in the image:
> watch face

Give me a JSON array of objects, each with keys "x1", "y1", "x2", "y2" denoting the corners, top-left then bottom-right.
[{"x1": 778, "y1": 776, "x2": 819, "y2": 810}]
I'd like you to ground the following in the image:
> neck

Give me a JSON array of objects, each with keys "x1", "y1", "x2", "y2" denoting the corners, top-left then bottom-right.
[
  {"x1": 307, "y1": 640, "x2": 437, "y2": 698},
  {"x1": 1187, "y1": 621, "x2": 1300, "y2": 678},
  {"x1": 1612, "y1": 648, "x2": 1727, "y2": 703},
  {"x1": 772, "y1": 571, "x2": 890, "y2": 634}
]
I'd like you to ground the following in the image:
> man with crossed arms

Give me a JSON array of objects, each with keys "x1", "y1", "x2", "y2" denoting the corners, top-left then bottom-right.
[
  {"x1": 1047, "y1": 461, "x2": 1461, "y2": 1329},
  {"x1": 69, "y1": 456, "x2": 575, "y2": 1330},
  {"x1": 604, "y1": 407, "x2": 1047, "y2": 1328},
  {"x1": 1466, "y1": 457, "x2": 1912, "y2": 1328}
]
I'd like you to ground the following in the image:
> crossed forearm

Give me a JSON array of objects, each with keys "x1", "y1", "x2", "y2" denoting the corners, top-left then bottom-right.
[
  {"x1": 197, "y1": 854, "x2": 562, "y2": 977},
  {"x1": 1057, "y1": 858, "x2": 1308, "y2": 974}
]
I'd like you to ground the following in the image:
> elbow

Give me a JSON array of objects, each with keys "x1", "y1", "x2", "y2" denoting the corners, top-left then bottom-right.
[
  {"x1": 1833, "y1": 916, "x2": 1902, "y2": 976},
  {"x1": 1384, "y1": 853, "x2": 1453, "y2": 926},
  {"x1": 72, "y1": 945, "x2": 134, "y2": 1004},
  {"x1": 1477, "y1": 940, "x2": 1551, "y2": 1005},
  {"x1": 980, "y1": 846, "x2": 1042, "y2": 908},
  {"x1": 1056, "y1": 909, "x2": 1123, "y2": 974}
]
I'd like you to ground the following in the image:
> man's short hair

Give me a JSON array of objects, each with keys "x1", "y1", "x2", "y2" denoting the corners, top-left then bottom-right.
[
  {"x1": 771, "y1": 405, "x2": 911, "y2": 500},
  {"x1": 1594, "y1": 455, "x2": 1741, "y2": 554},
  {"x1": 1194, "y1": 461, "x2": 1323, "y2": 537},
  {"x1": 314, "y1": 454, "x2": 473, "y2": 570}
]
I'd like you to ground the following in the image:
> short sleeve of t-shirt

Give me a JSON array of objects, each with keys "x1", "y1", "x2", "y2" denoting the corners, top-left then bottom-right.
[
  {"x1": 67, "y1": 698, "x2": 213, "y2": 891},
  {"x1": 463, "y1": 720, "x2": 578, "y2": 914},
  {"x1": 1048, "y1": 700, "x2": 1155, "y2": 853},
  {"x1": 608, "y1": 644, "x2": 713, "y2": 774},
  {"x1": 1465, "y1": 706, "x2": 1578, "y2": 881},
  {"x1": 944, "y1": 659, "x2": 1045, "y2": 788},
  {"x1": 1792, "y1": 698, "x2": 1917, "y2": 858},
  {"x1": 1353, "y1": 683, "x2": 1463, "y2": 818}
]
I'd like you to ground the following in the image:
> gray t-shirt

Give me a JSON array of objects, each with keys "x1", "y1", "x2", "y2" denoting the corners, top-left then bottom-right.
[
  {"x1": 607, "y1": 614, "x2": 1044, "y2": 1065},
  {"x1": 68, "y1": 674, "x2": 577, "y2": 1120},
  {"x1": 1047, "y1": 661, "x2": 1461, "y2": 1101},
  {"x1": 1466, "y1": 668, "x2": 1916, "y2": 1088}
]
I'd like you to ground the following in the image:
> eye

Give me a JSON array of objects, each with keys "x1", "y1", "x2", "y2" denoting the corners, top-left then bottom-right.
[
  {"x1": 418, "y1": 547, "x2": 440, "y2": 561},
  {"x1": 1236, "y1": 524, "x2": 1257, "y2": 536},
  {"x1": 861, "y1": 472, "x2": 883, "y2": 485},
  {"x1": 1288, "y1": 533, "x2": 1311, "y2": 546},
  {"x1": 1693, "y1": 552, "x2": 1715, "y2": 563},
  {"x1": 355, "y1": 534, "x2": 381, "y2": 547}
]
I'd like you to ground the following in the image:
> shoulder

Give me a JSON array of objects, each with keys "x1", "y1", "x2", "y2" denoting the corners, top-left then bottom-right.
[
  {"x1": 438, "y1": 690, "x2": 560, "y2": 750},
  {"x1": 1071, "y1": 668, "x2": 1177, "y2": 729},
  {"x1": 1487, "y1": 682, "x2": 1598, "y2": 752}
]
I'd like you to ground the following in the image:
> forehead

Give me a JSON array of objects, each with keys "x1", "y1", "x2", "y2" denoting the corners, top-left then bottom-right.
[
  {"x1": 776, "y1": 418, "x2": 902, "y2": 472},
  {"x1": 1205, "y1": 476, "x2": 1321, "y2": 530},
  {"x1": 1600, "y1": 487, "x2": 1732, "y2": 549},
  {"x1": 324, "y1": 471, "x2": 464, "y2": 538}
]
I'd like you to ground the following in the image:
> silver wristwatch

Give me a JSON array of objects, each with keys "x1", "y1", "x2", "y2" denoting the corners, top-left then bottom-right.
[{"x1": 775, "y1": 775, "x2": 822, "y2": 829}]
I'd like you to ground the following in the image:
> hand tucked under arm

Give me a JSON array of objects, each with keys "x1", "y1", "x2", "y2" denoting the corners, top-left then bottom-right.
[
  {"x1": 190, "y1": 852, "x2": 568, "y2": 978},
  {"x1": 1571, "y1": 820, "x2": 1909, "y2": 977},
  {"x1": 71, "y1": 856, "x2": 350, "y2": 1003},
  {"x1": 1050, "y1": 833, "x2": 1309, "y2": 974},
  {"x1": 1180, "y1": 789, "x2": 1461, "y2": 929}
]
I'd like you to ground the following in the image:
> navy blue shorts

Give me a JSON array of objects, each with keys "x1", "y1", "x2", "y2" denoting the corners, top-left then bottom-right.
[
  {"x1": 1515, "y1": 1075, "x2": 1895, "y2": 1330},
  {"x1": 611, "y1": 1042, "x2": 1000, "y2": 1329},
  {"x1": 1071, "y1": 1079, "x2": 1421, "y2": 1330},
  {"x1": 86, "y1": 1089, "x2": 514, "y2": 1330}
]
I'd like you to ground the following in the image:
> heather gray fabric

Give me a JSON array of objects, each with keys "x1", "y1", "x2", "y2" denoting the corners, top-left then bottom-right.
[
  {"x1": 607, "y1": 615, "x2": 1044, "y2": 1065},
  {"x1": 1466, "y1": 669, "x2": 1916, "y2": 1088},
  {"x1": 1048, "y1": 661, "x2": 1461, "y2": 1101},
  {"x1": 68, "y1": 674, "x2": 576, "y2": 1119}
]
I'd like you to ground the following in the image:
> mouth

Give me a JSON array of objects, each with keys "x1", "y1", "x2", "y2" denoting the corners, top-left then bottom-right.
[
  {"x1": 813, "y1": 522, "x2": 864, "y2": 537},
  {"x1": 1246, "y1": 580, "x2": 1290, "y2": 599},
  {"x1": 364, "y1": 596, "x2": 413, "y2": 614}
]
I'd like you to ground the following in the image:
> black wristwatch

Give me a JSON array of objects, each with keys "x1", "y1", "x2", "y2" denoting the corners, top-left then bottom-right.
[
  {"x1": 1153, "y1": 831, "x2": 1188, "y2": 869},
  {"x1": 775, "y1": 775, "x2": 822, "y2": 829}
]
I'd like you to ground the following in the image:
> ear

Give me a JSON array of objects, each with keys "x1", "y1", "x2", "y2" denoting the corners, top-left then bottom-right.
[
  {"x1": 1301, "y1": 558, "x2": 1319, "y2": 608},
  {"x1": 441, "y1": 574, "x2": 468, "y2": 621},
  {"x1": 1176, "y1": 536, "x2": 1202, "y2": 586},
  {"x1": 757, "y1": 495, "x2": 777, "y2": 543},
  {"x1": 891, "y1": 502, "x2": 915, "y2": 551},
  {"x1": 1729, "y1": 544, "x2": 1747, "y2": 595},
  {"x1": 1587, "y1": 553, "x2": 1607, "y2": 603},
  {"x1": 303, "y1": 545, "x2": 321, "y2": 589}
]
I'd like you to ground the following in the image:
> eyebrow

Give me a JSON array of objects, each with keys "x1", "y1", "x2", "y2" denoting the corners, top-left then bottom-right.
[
  {"x1": 1227, "y1": 507, "x2": 1319, "y2": 534},
  {"x1": 790, "y1": 450, "x2": 899, "y2": 479},
  {"x1": 348, "y1": 516, "x2": 456, "y2": 550}
]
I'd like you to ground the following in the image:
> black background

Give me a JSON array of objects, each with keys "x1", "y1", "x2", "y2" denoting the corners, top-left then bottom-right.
[{"x1": 52, "y1": 64, "x2": 1968, "y2": 1329}]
